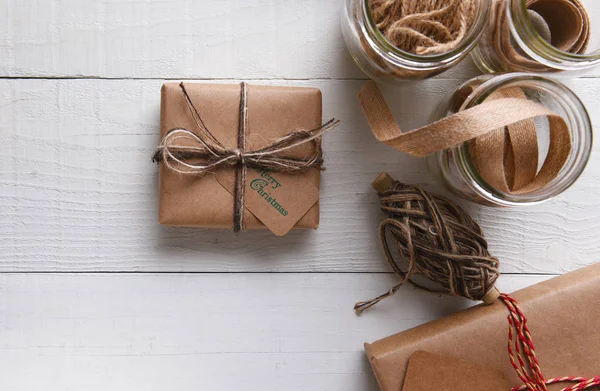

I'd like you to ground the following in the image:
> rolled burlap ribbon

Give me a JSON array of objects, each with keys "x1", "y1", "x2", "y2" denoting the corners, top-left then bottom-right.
[
  {"x1": 358, "y1": 81, "x2": 571, "y2": 195},
  {"x1": 490, "y1": 0, "x2": 590, "y2": 72}
]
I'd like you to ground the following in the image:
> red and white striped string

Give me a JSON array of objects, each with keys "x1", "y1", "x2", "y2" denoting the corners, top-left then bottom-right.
[{"x1": 499, "y1": 293, "x2": 600, "y2": 391}]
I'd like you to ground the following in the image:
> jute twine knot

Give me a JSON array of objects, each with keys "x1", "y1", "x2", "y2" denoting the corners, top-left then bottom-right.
[
  {"x1": 354, "y1": 172, "x2": 500, "y2": 314},
  {"x1": 233, "y1": 148, "x2": 245, "y2": 165}
]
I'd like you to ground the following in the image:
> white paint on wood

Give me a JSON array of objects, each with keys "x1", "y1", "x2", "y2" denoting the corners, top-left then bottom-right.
[
  {"x1": 1, "y1": 78, "x2": 599, "y2": 273},
  {"x1": 1, "y1": 3, "x2": 599, "y2": 391},
  {"x1": 4, "y1": 0, "x2": 598, "y2": 79},
  {"x1": 1, "y1": 2, "x2": 599, "y2": 389},
  {"x1": 0, "y1": 273, "x2": 551, "y2": 391},
  {"x1": 0, "y1": 0, "x2": 475, "y2": 79}
]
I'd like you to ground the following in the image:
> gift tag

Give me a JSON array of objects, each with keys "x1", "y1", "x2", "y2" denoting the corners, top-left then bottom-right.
[
  {"x1": 216, "y1": 167, "x2": 320, "y2": 236},
  {"x1": 402, "y1": 351, "x2": 511, "y2": 391}
]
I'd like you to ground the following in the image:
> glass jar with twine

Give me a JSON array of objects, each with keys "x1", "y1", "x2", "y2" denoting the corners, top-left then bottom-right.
[
  {"x1": 341, "y1": 0, "x2": 492, "y2": 82},
  {"x1": 472, "y1": 0, "x2": 600, "y2": 74}
]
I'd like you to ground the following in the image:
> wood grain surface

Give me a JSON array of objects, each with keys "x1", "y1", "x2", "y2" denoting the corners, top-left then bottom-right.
[
  {"x1": 1, "y1": 78, "x2": 599, "y2": 273},
  {"x1": 0, "y1": 273, "x2": 550, "y2": 391},
  {"x1": 2, "y1": 0, "x2": 598, "y2": 79},
  {"x1": 1, "y1": 0, "x2": 599, "y2": 390}
]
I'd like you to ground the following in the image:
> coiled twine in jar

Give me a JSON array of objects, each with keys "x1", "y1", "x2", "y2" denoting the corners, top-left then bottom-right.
[{"x1": 368, "y1": 0, "x2": 478, "y2": 55}]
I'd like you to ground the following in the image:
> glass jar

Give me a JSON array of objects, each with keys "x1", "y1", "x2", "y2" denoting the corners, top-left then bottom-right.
[
  {"x1": 427, "y1": 73, "x2": 592, "y2": 206},
  {"x1": 341, "y1": 0, "x2": 491, "y2": 82},
  {"x1": 472, "y1": 0, "x2": 600, "y2": 74}
]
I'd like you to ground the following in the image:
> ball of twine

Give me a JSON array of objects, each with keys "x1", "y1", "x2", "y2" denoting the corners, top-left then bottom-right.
[
  {"x1": 368, "y1": 0, "x2": 477, "y2": 55},
  {"x1": 355, "y1": 172, "x2": 500, "y2": 314}
]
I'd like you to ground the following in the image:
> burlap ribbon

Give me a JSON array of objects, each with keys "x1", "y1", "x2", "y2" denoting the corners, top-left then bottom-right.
[
  {"x1": 153, "y1": 82, "x2": 339, "y2": 232},
  {"x1": 491, "y1": 0, "x2": 590, "y2": 72},
  {"x1": 358, "y1": 81, "x2": 571, "y2": 195}
]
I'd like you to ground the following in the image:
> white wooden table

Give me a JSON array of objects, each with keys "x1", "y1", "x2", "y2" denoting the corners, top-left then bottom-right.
[{"x1": 1, "y1": 1, "x2": 599, "y2": 390}]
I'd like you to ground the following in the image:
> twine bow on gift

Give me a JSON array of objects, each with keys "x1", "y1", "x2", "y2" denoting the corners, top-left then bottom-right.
[{"x1": 152, "y1": 82, "x2": 339, "y2": 232}]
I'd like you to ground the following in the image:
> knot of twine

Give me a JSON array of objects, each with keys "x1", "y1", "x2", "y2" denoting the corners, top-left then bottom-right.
[
  {"x1": 368, "y1": 0, "x2": 477, "y2": 55},
  {"x1": 152, "y1": 82, "x2": 339, "y2": 232},
  {"x1": 233, "y1": 149, "x2": 245, "y2": 165},
  {"x1": 354, "y1": 173, "x2": 500, "y2": 314}
]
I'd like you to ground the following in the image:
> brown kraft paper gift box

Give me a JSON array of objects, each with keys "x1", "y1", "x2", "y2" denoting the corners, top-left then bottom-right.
[
  {"x1": 158, "y1": 82, "x2": 322, "y2": 232},
  {"x1": 364, "y1": 263, "x2": 600, "y2": 391}
]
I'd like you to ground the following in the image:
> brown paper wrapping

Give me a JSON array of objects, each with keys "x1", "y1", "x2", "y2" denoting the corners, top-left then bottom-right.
[
  {"x1": 365, "y1": 263, "x2": 600, "y2": 391},
  {"x1": 402, "y1": 351, "x2": 512, "y2": 391},
  {"x1": 158, "y1": 83, "x2": 322, "y2": 230}
]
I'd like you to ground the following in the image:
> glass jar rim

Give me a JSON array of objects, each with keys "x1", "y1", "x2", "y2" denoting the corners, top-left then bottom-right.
[
  {"x1": 360, "y1": 0, "x2": 491, "y2": 67},
  {"x1": 509, "y1": 0, "x2": 600, "y2": 68},
  {"x1": 455, "y1": 73, "x2": 593, "y2": 205}
]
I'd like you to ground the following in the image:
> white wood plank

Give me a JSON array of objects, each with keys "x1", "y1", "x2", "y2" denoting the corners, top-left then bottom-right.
[
  {"x1": 0, "y1": 272, "x2": 551, "y2": 391},
  {"x1": 1, "y1": 78, "x2": 599, "y2": 273},
  {"x1": 0, "y1": 0, "x2": 562, "y2": 80},
  {"x1": 2, "y1": 0, "x2": 600, "y2": 79}
]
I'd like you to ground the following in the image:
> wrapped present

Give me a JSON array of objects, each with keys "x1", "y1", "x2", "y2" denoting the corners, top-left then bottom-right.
[
  {"x1": 155, "y1": 82, "x2": 337, "y2": 236},
  {"x1": 364, "y1": 263, "x2": 600, "y2": 391}
]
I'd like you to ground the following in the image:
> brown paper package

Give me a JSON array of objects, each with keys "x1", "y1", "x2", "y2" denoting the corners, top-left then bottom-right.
[
  {"x1": 365, "y1": 263, "x2": 600, "y2": 391},
  {"x1": 158, "y1": 83, "x2": 322, "y2": 229}
]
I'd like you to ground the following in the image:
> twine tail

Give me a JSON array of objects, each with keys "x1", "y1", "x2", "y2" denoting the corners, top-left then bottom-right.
[
  {"x1": 354, "y1": 282, "x2": 404, "y2": 315},
  {"x1": 232, "y1": 166, "x2": 245, "y2": 232}
]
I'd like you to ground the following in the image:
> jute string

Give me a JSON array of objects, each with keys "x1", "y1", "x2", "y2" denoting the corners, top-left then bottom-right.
[
  {"x1": 152, "y1": 82, "x2": 339, "y2": 232},
  {"x1": 358, "y1": 81, "x2": 571, "y2": 195},
  {"x1": 355, "y1": 0, "x2": 480, "y2": 80},
  {"x1": 368, "y1": 0, "x2": 477, "y2": 55},
  {"x1": 354, "y1": 173, "x2": 501, "y2": 314},
  {"x1": 357, "y1": 172, "x2": 599, "y2": 390},
  {"x1": 490, "y1": 0, "x2": 590, "y2": 72}
]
